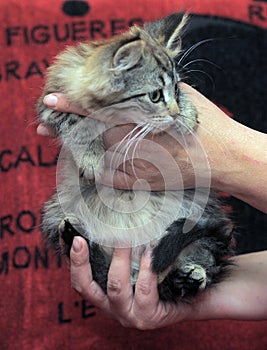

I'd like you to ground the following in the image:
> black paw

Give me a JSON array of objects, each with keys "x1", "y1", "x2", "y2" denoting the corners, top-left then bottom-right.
[
  {"x1": 158, "y1": 263, "x2": 207, "y2": 301},
  {"x1": 58, "y1": 217, "x2": 84, "y2": 256},
  {"x1": 174, "y1": 263, "x2": 207, "y2": 298}
]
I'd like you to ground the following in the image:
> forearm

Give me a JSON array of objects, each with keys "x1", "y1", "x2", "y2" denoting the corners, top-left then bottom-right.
[
  {"x1": 208, "y1": 117, "x2": 267, "y2": 213},
  {"x1": 188, "y1": 251, "x2": 267, "y2": 321},
  {"x1": 183, "y1": 84, "x2": 267, "y2": 213}
]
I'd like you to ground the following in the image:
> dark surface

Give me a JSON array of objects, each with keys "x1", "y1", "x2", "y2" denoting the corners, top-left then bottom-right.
[{"x1": 179, "y1": 15, "x2": 267, "y2": 254}]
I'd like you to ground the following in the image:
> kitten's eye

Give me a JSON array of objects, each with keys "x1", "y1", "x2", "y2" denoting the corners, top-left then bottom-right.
[{"x1": 149, "y1": 89, "x2": 164, "y2": 103}]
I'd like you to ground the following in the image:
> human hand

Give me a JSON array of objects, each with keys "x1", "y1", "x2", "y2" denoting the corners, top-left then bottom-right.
[
  {"x1": 70, "y1": 236, "x2": 197, "y2": 329},
  {"x1": 37, "y1": 84, "x2": 220, "y2": 190},
  {"x1": 38, "y1": 84, "x2": 267, "y2": 211},
  {"x1": 70, "y1": 237, "x2": 267, "y2": 328}
]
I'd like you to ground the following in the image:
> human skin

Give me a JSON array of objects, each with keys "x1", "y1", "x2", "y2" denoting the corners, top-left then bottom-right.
[
  {"x1": 38, "y1": 83, "x2": 267, "y2": 328},
  {"x1": 70, "y1": 238, "x2": 267, "y2": 329}
]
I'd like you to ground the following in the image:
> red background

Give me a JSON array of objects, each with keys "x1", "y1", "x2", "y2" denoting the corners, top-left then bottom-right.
[{"x1": 0, "y1": 0, "x2": 266, "y2": 349}]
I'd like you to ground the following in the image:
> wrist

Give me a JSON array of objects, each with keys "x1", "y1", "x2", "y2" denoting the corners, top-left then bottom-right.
[
  {"x1": 190, "y1": 252, "x2": 267, "y2": 321},
  {"x1": 210, "y1": 121, "x2": 267, "y2": 212},
  {"x1": 196, "y1": 105, "x2": 267, "y2": 212},
  {"x1": 181, "y1": 84, "x2": 266, "y2": 211}
]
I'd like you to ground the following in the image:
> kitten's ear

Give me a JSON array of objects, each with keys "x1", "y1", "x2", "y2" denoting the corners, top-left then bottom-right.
[
  {"x1": 112, "y1": 40, "x2": 144, "y2": 74},
  {"x1": 144, "y1": 13, "x2": 188, "y2": 56}
]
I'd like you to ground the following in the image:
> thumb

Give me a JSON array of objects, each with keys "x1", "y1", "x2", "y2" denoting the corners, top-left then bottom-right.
[
  {"x1": 70, "y1": 236, "x2": 90, "y2": 293},
  {"x1": 70, "y1": 236, "x2": 108, "y2": 306},
  {"x1": 70, "y1": 236, "x2": 89, "y2": 266}
]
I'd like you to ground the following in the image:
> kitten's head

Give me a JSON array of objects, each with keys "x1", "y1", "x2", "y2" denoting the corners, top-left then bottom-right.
[
  {"x1": 104, "y1": 15, "x2": 191, "y2": 128},
  {"x1": 106, "y1": 14, "x2": 188, "y2": 131},
  {"x1": 51, "y1": 13, "x2": 197, "y2": 133}
]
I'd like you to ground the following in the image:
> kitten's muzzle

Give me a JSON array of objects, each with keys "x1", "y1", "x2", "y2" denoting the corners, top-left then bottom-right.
[
  {"x1": 150, "y1": 115, "x2": 178, "y2": 133},
  {"x1": 168, "y1": 100, "x2": 181, "y2": 116}
]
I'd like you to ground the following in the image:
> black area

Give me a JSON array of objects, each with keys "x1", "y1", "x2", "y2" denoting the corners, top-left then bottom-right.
[
  {"x1": 228, "y1": 198, "x2": 267, "y2": 254},
  {"x1": 179, "y1": 15, "x2": 267, "y2": 253},
  {"x1": 60, "y1": 219, "x2": 109, "y2": 291},
  {"x1": 62, "y1": 0, "x2": 90, "y2": 17},
  {"x1": 180, "y1": 15, "x2": 267, "y2": 133},
  {"x1": 152, "y1": 216, "x2": 233, "y2": 274},
  {"x1": 152, "y1": 214, "x2": 233, "y2": 301},
  {"x1": 61, "y1": 219, "x2": 86, "y2": 256},
  {"x1": 89, "y1": 243, "x2": 110, "y2": 293}
]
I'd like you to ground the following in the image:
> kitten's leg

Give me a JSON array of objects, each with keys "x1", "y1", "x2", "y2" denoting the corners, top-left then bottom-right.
[
  {"x1": 78, "y1": 136, "x2": 105, "y2": 181},
  {"x1": 89, "y1": 243, "x2": 110, "y2": 293},
  {"x1": 59, "y1": 218, "x2": 109, "y2": 292},
  {"x1": 152, "y1": 217, "x2": 234, "y2": 301},
  {"x1": 58, "y1": 217, "x2": 86, "y2": 256},
  {"x1": 39, "y1": 104, "x2": 106, "y2": 182},
  {"x1": 38, "y1": 103, "x2": 83, "y2": 134},
  {"x1": 157, "y1": 241, "x2": 223, "y2": 301}
]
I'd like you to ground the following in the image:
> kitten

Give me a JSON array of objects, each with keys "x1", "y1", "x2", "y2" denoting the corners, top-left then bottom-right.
[{"x1": 38, "y1": 13, "x2": 234, "y2": 301}]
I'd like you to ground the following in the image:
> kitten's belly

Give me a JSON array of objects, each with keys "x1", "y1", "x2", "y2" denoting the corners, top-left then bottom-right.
[
  {"x1": 80, "y1": 186, "x2": 192, "y2": 285},
  {"x1": 63, "y1": 184, "x2": 189, "y2": 247},
  {"x1": 57, "y1": 170, "x2": 197, "y2": 284}
]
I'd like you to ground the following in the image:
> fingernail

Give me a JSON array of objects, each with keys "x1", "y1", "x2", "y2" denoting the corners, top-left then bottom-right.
[
  {"x1": 37, "y1": 124, "x2": 50, "y2": 136},
  {"x1": 145, "y1": 247, "x2": 153, "y2": 258},
  {"x1": 43, "y1": 94, "x2": 58, "y2": 107},
  {"x1": 72, "y1": 237, "x2": 82, "y2": 253}
]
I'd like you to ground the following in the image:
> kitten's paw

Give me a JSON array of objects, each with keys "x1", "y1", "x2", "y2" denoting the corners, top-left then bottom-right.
[
  {"x1": 175, "y1": 263, "x2": 207, "y2": 298},
  {"x1": 58, "y1": 217, "x2": 83, "y2": 254},
  {"x1": 182, "y1": 263, "x2": 207, "y2": 289},
  {"x1": 59, "y1": 216, "x2": 80, "y2": 233},
  {"x1": 39, "y1": 106, "x2": 68, "y2": 128},
  {"x1": 39, "y1": 106, "x2": 53, "y2": 122}
]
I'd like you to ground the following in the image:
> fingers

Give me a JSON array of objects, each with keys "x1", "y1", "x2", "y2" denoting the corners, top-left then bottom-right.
[
  {"x1": 134, "y1": 249, "x2": 159, "y2": 305},
  {"x1": 70, "y1": 239, "x2": 134, "y2": 322},
  {"x1": 132, "y1": 249, "x2": 163, "y2": 329},
  {"x1": 131, "y1": 249, "x2": 190, "y2": 329},
  {"x1": 113, "y1": 248, "x2": 169, "y2": 330},
  {"x1": 69, "y1": 239, "x2": 189, "y2": 329},
  {"x1": 107, "y1": 248, "x2": 133, "y2": 317},
  {"x1": 99, "y1": 169, "x2": 134, "y2": 190},
  {"x1": 37, "y1": 124, "x2": 57, "y2": 137},
  {"x1": 42, "y1": 94, "x2": 137, "y2": 124},
  {"x1": 43, "y1": 94, "x2": 147, "y2": 125},
  {"x1": 70, "y1": 236, "x2": 108, "y2": 308},
  {"x1": 38, "y1": 93, "x2": 88, "y2": 137},
  {"x1": 43, "y1": 93, "x2": 88, "y2": 116}
]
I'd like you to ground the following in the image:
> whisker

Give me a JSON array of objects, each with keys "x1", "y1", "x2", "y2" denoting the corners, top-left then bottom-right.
[
  {"x1": 110, "y1": 122, "x2": 145, "y2": 171},
  {"x1": 130, "y1": 124, "x2": 152, "y2": 179},
  {"x1": 181, "y1": 58, "x2": 222, "y2": 71},
  {"x1": 122, "y1": 125, "x2": 149, "y2": 175},
  {"x1": 185, "y1": 69, "x2": 216, "y2": 89},
  {"x1": 176, "y1": 116, "x2": 193, "y2": 134},
  {"x1": 174, "y1": 116, "x2": 198, "y2": 152},
  {"x1": 177, "y1": 38, "x2": 216, "y2": 67}
]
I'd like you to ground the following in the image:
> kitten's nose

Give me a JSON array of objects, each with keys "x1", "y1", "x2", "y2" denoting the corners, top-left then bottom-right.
[{"x1": 169, "y1": 100, "x2": 180, "y2": 117}]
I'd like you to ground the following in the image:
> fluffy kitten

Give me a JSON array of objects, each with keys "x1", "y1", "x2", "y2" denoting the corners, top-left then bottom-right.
[{"x1": 38, "y1": 13, "x2": 234, "y2": 301}]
